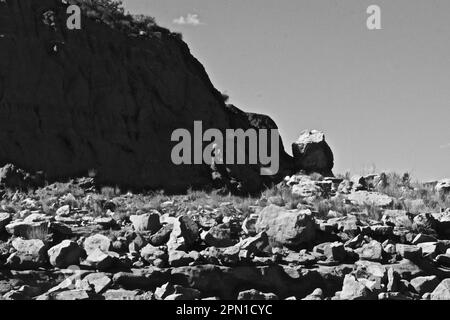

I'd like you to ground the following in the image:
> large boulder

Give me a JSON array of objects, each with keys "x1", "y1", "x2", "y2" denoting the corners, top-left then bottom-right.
[
  {"x1": 0, "y1": 0, "x2": 291, "y2": 194},
  {"x1": 339, "y1": 274, "x2": 372, "y2": 300},
  {"x1": 436, "y1": 179, "x2": 450, "y2": 195},
  {"x1": 7, "y1": 238, "x2": 48, "y2": 269},
  {"x1": 255, "y1": 205, "x2": 317, "y2": 248},
  {"x1": 47, "y1": 240, "x2": 83, "y2": 268},
  {"x1": 292, "y1": 130, "x2": 334, "y2": 176}
]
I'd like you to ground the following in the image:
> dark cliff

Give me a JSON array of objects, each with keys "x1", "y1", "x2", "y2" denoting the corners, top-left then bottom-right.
[{"x1": 0, "y1": 0, "x2": 293, "y2": 193}]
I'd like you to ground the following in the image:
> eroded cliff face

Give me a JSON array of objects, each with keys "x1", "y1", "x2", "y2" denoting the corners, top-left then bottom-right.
[{"x1": 0, "y1": 0, "x2": 293, "y2": 193}]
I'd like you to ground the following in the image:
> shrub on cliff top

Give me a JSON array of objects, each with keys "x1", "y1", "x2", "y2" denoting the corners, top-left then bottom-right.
[{"x1": 68, "y1": 0, "x2": 171, "y2": 36}]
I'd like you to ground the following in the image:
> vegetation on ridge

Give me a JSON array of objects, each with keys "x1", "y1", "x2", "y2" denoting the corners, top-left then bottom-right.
[{"x1": 68, "y1": 0, "x2": 179, "y2": 38}]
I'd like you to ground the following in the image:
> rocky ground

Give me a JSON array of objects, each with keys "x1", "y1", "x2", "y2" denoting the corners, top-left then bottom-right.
[{"x1": 0, "y1": 164, "x2": 450, "y2": 300}]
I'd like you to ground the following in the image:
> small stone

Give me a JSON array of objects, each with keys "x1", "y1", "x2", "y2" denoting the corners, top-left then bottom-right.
[
  {"x1": 378, "y1": 292, "x2": 411, "y2": 300},
  {"x1": 155, "y1": 282, "x2": 200, "y2": 300},
  {"x1": 354, "y1": 260, "x2": 386, "y2": 290},
  {"x1": 283, "y1": 250, "x2": 317, "y2": 266},
  {"x1": 238, "y1": 231, "x2": 269, "y2": 255},
  {"x1": 56, "y1": 205, "x2": 71, "y2": 217},
  {"x1": 435, "y1": 254, "x2": 450, "y2": 268},
  {"x1": 103, "y1": 289, "x2": 141, "y2": 300},
  {"x1": 140, "y1": 244, "x2": 167, "y2": 266},
  {"x1": 149, "y1": 224, "x2": 173, "y2": 246},
  {"x1": 436, "y1": 179, "x2": 450, "y2": 194},
  {"x1": 384, "y1": 244, "x2": 396, "y2": 254},
  {"x1": 369, "y1": 225, "x2": 393, "y2": 237},
  {"x1": 0, "y1": 212, "x2": 12, "y2": 230},
  {"x1": 95, "y1": 217, "x2": 117, "y2": 229},
  {"x1": 85, "y1": 249, "x2": 114, "y2": 271},
  {"x1": 53, "y1": 290, "x2": 90, "y2": 300},
  {"x1": 201, "y1": 224, "x2": 234, "y2": 248},
  {"x1": 389, "y1": 259, "x2": 424, "y2": 280},
  {"x1": 327, "y1": 242, "x2": 346, "y2": 262},
  {"x1": 422, "y1": 292, "x2": 431, "y2": 300},
  {"x1": 221, "y1": 245, "x2": 240, "y2": 265},
  {"x1": 23, "y1": 213, "x2": 50, "y2": 223},
  {"x1": 178, "y1": 215, "x2": 200, "y2": 246},
  {"x1": 302, "y1": 288, "x2": 323, "y2": 300},
  {"x1": 242, "y1": 214, "x2": 258, "y2": 235},
  {"x1": 395, "y1": 244, "x2": 422, "y2": 260},
  {"x1": 387, "y1": 267, "x2": 400, "y2": 292},
  {"x1": 416, "y1": 242, "x2": 442, "y2": 256},
  {"x1": 80, "y1": 273, "x2": 112, "y2": 294},
  {"x1": 237, "y1": 289, "x2": 278, "y2": 300},
  {"x1": 5, "y1": 221, "x2": 48, "y2": 238},
  {"x1": 168, "y1": 250, "x2": 195, "y2": 267},
  {"x1": 412, "y1": 233, "x2": 437, "y2": 245},
  {"x1": 345, "y1": 234, "x2": 365, "y2": 249},
  {"x1": 381, "y1": 210, "x2": 412, "y2": 228}
]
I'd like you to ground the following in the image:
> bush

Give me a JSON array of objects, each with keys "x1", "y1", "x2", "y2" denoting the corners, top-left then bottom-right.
[{"x1": 69, "y1": 0, "x2": 171, "y2": 37}]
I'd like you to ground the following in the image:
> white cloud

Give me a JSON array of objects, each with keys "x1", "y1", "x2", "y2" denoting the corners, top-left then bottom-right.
[
  {"x1": 173, "y1": 13, "x2": 204, "y2": 26},
  {"x1": 440, "y1": 142, "x2": 450, "y2": 149}
]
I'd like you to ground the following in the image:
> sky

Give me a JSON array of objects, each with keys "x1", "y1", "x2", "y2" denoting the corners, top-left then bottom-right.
[{"x1": 122, "y1": 0, "x2": 450, "y2": 181}]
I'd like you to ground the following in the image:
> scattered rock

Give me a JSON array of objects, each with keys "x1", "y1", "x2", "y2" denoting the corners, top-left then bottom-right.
[
  {"x1": 237, "y1": 289, "x2": 278, "y2": 300},
  {"x1": 410, "y1": 276, "x2": 440, "y2": 295},
  {"x1": 431, "y1": 279, "x2": 450, "y2": 300},
  {"x1": 52, "y1": 290, "x2": 90, "y2": 300},
  {"x1": 382, "y1": 210, "x2": 412, "y2": 228},
  {"x1": 255, "y1": 205, "x2": 316, "y2": 248},
  {"x1": 0, "y1": 212, "x2": 12, "y2": 230},
  {"x1": 103, "y1": 289, "x2": 143, "y2": 300},
  {"x1": 155, "y1": 282, "x2": 201, "y2": 300},
  {"x1": 12, "y1": 238, "x2": 47, "y2": 257},
  {"x1": 340, "y1": 274, "x2": 372, "y2": 300},
  {"x1": 130, "y1": 212, "x2": 161, "y2": 233},
  {"x1": 80, "y1": 273, "x2": 112, "y2": 294},
  {"x1": 56, "y1": 205, "x2": 71, "y2": 217},
  {"x1": 85, "y1": 249, "x2": 114, "y2": 271},
  {"x1": 178, "y1": 215, "x2": 200, "y2": 247},
  {"x1": 302, "y1": 288, "x2": 323, "y2": 300},
  {"x1": 201, "y1": 224, "x2": 235, "y2": 248},
  {"x1": 395, "y1": 244, "x2": 422, "y2": 260},
  {"x1": 83, "y1": 234, "x2": 112, "y2": 255},
  {"x1": 358, "y1": 240, "x2": 384, "y2": 262},
  {"x1": 348, "y1": 191, "x2": 393, "y2": 207},
  {"x1": 412, "y1": 233, "x2": 437, "y2": 245},
  {"x1": 291, "y1": 130, "x2": 334, "y2": 176},
  {"x1": 95, "y1": 217, "x2": 117, "y2": 229},
  {"x1": 140, "y1": 244, "x2": 167, "y2": 266},
  {"x1": 5, "y1": 221, "x2": 48, "y2": 238},
  {"x1": 412, "y1": 213, "x2": 439, "y2": 236},
  {"x1": 149, "y1": 224, "x2": 173, "y2": 246},
  {"x1": 436, "y1": 179, "x2": 450, "y2": 194},
  {"x1": 168, "y1": 250, "x2": 196, "y2": 267},
  {"x1": 48, "y1": 240, "x2": 82, "y2": 268}
]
